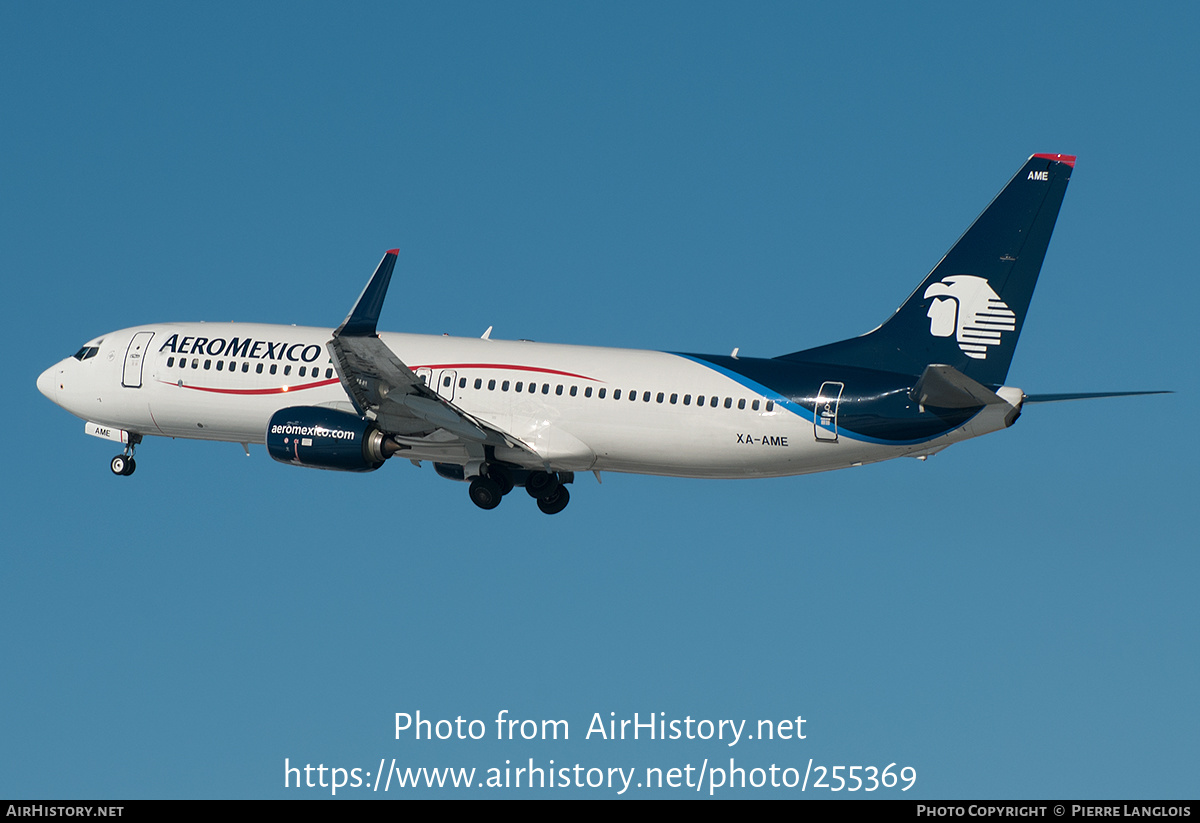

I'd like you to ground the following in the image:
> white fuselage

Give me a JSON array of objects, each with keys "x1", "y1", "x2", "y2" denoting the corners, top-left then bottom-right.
[{"x1": 38, "y1": 322, "x2": 1019, "y2": 479}]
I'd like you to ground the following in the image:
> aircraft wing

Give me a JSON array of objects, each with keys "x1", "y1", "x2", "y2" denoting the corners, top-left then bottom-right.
[{"x1": 326, "y1": 249, "x2": 537, "y2": 456}]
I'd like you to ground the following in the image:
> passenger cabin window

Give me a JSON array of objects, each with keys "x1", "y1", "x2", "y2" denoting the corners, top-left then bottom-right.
[
  {"x1": 598, "y1": 388, "x2": 606, "y2": 399},
  {"x1": 474, "y1": 378, "x2": 483, "y2": 389}
]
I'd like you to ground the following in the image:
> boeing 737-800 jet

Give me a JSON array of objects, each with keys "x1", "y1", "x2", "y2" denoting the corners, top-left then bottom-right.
[{"x1": 36, "y1": 154, "x2": 1163, "y2": 513}]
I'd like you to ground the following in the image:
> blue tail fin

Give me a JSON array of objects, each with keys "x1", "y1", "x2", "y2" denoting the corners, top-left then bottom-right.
[{"x1": 781, "y1": 154, "x2": 1074, "y2": 386}]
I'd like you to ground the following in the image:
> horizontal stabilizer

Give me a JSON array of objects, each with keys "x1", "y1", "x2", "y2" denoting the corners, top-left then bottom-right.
[
  {"x1": 1023, "y1": 390, "x2": 1171, "y2": 404},
  {"x1": 909, "y1": 364, "x2": 1006, "y2": 409}
]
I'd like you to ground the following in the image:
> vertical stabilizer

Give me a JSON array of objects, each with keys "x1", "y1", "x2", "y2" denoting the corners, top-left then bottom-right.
[{"x1": 782, "y1": 154, "x2": 1074, "y2": 385}]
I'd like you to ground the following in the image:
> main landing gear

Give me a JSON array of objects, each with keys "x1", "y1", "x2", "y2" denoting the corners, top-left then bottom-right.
[
  {"x1": 465, "y1": 465, "x2": 572, "y2": 514},
  {"x1": 527, "y1": 470, "x2": 570, "y2": 515},
  {"x1": 110, "y1": 434, "x2": 142, "y2": 477}
]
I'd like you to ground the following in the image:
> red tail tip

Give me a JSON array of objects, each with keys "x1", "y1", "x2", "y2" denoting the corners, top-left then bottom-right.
[
  {"x1": 1034, "y1": 153, "x2": 1076, "y2": 167},
  {"x1": 385, "y1": 248, "x2": 399, "y2": 255}
]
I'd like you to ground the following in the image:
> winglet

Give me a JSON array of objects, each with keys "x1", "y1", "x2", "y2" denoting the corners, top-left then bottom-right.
[{"x1": 335, "y1": 249, "x2": 399, "y2": 337}]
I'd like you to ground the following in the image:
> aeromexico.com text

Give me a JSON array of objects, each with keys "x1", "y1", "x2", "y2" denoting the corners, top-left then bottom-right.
[
  {"x1": 270, "y1": 424, "x2": 355, "y2": 440},
  {"x1": 159, "y1": 334, "x2": 322, "y2": 362}
]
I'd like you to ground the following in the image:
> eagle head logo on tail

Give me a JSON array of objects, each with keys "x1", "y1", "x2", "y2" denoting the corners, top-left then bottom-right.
[{"x1": 924, "y1": 275, "x2": 1016, "y2": 360}]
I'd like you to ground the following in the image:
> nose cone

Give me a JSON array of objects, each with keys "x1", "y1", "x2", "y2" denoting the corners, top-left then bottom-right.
[{"x1": 37, "y1": 365, "x2": 58, "y2": 402}]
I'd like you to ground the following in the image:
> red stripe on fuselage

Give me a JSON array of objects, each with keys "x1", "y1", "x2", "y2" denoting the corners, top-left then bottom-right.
[
  {"x1": 411, "y1": 363, "x2": 600, "y2": 381},
  {"x1": 157, "y1": 364, "x2": 599, "y2": 396},
  {"x1": 159, "y1": 378, "x2": 342, "y2": 395}
]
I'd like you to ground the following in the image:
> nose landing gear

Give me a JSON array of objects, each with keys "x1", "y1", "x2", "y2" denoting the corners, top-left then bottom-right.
[
  {"x1": 110, "y1": 454, "x2": 135, "y2": 476},
  {"x1": 109, "y1": 433, "x2": 143, "y2": 477}
]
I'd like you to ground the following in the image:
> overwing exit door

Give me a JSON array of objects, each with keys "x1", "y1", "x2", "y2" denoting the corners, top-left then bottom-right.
[{"x1": 436, "y1": 370, "x2": 458, "y2": 402}]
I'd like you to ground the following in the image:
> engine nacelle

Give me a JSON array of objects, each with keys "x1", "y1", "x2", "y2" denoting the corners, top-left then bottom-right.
[{"x1": 266, "y1": 407, "x2": 395, "y2": 472}]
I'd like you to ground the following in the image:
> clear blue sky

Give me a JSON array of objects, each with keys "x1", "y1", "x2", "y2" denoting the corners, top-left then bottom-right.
[{"x1": 3, "y1": 1, "x2": 1196, "y2": 799}]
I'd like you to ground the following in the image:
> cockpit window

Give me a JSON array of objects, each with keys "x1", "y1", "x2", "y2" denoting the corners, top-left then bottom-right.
[{"x1": 72, "y1": 346, "x2": 100, "y2": 361}]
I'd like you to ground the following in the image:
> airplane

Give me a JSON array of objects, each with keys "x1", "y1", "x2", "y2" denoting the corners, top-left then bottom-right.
[{"x1": 36, "y1": 153, "x2": 1166, "y2": 514}]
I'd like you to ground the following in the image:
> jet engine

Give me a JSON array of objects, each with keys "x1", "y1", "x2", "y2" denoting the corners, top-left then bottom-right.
[{"x1": 266, "y1": 407, "x2": 399, "y2": 472}]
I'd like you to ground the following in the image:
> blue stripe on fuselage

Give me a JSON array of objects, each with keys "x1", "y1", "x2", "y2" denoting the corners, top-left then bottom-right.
[{"x1": 671, "y1": 352, "x2": 980, "y2": 446}]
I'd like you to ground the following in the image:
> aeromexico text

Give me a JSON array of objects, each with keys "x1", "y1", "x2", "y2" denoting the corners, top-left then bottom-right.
[{"x1": 159, "y1": 334, "x2": 323, "y2": 363}]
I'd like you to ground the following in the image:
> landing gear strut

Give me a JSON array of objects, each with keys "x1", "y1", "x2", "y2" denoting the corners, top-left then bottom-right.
[
  {"x1": 486, "y1": 463, "x2": 514, "y2": 496},
  {"x1": 110, "y1": 434, "x2": 142, "y2": 477},
  {"x1": 525, "y1": 470, "x2": 559, "y2": 500}
]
